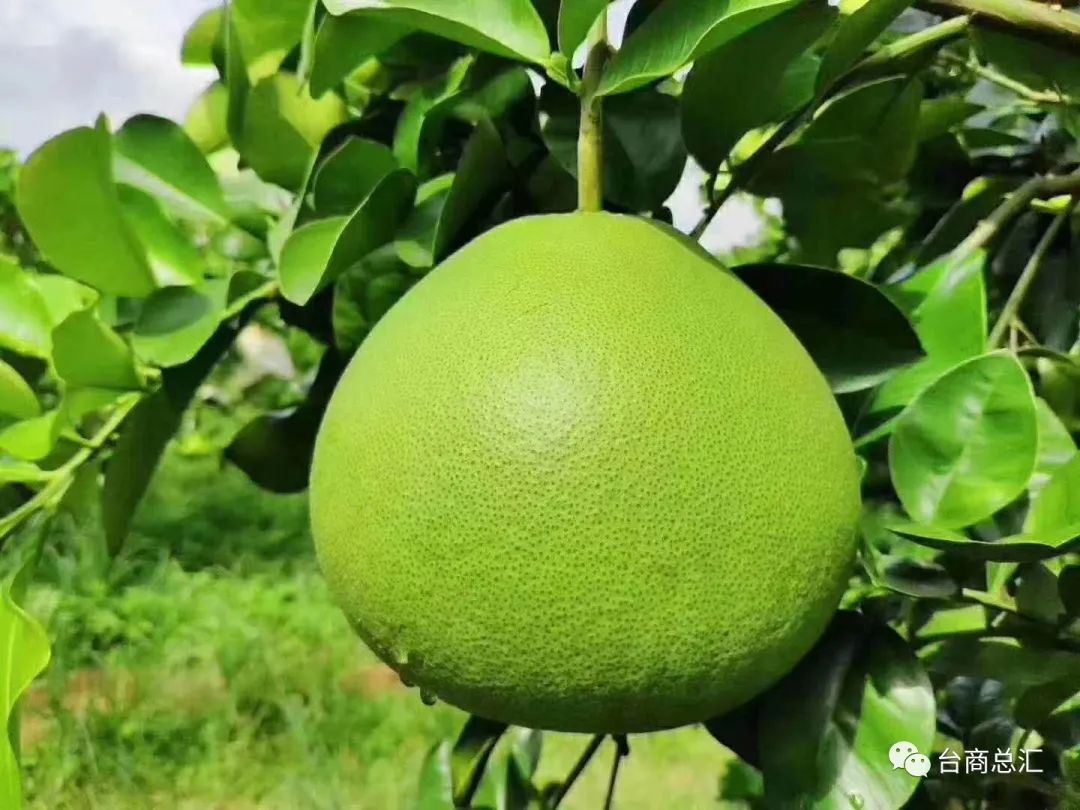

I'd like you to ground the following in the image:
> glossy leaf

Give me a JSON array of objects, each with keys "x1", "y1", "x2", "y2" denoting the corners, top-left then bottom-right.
[
  {"x1": 760, "y1": 612, "x2": 935, "y2": 810},
  {"x1": 884, "y1": 519, "x2": 1080, "y2": 562},
  {"x1": 974, "y1": 29, "x2": 1080, "y2": 99},
  {"x1": 734, "y1": 263, "x2": 922, "y2": 393},
  {"x1": 748, "y1": 76, "x2": 922, "y2": 264},
  {"x1": 185, "y1": 82, "x2": 230, "y2": 154},
  {"x1": 870, "y1": 252, "x2": 988, "y2": 417},
  {"x1": 312, "y1": 138, "x2": 401, "y2": 216},
  {"x1": 279, "y1": 168, "x2": 416, "y2": 304},
  {"x1": 0, "y1": 412, "x2": 62, "y2": 464},
  {"x1": 52, "y1": 310, "x2": 142, "y2": 391},
  {"x1": 682, "y1": 5, "x2": 832, "y2": 172},
  {"x1": 30, "y1": 275, "x2": 98, "y2": 330},
  {"x1": 103, "y1": 321, "x2": 239, "y2": 553},
  {"x1": 225, "y1": 352, "x2": 346, "y2": 492},
  {"x1": 416, "y1": 740, "x2": 454, "y2": 809},
  {"x1": 1032, "y1": 398, "x2": 1077, "y2": 496},
  {"x1": 450, "y1": 716, "x2": 508, "y2": 806},
  {"x1": 394, "y1": 56, "x2": 475, "y2": 174},
  {"x1": 323, "y1": 0, "x2": 552, "y2": 65},
  {"x1": 0, "y1": 362, "x2": 38, "y2": 421},
  {"x1": 116, "y1": 186, "x2": 205, "y2": 286},
  {"x1": 890, "y1": 353, "x2": 1038, "y2": 529},
  {"x1": 816, "y1": 0, "x2": 914, "y2": 91},
  {"x1": 541, "y1": 84, "x2": 685, "y2": 212},
  {"x1": 240, "y1": 73, "x2": 348, "y2": 190},
  {"x1": 0, "y1": 259, "x2": 51, "y2": 358},
  {"x1": 310, "y1": 14, "x2": 408, "y2": 97},
  {"x1": 181, "y1": 7, "x2": 224, "y2": 66},
  {"x1": 1027, "y1": 455, "x2": 1080, "y2": 538},
  {"x1": 558, "y1": 0, "x2": 607, "y2": 55},
  {"x1": 16, "y1": 127, "x2": 156, "y2": 297},
  {"x1": 0, "y1": 563, "x2": 51, "y2": 810},
  {"x1": 114, "y1": 114, "x2": 229, "y2": 225},
  {"x1": 599, "y1": 0, "x2": 800, "y2": 95},
  {"x1": 131, "y1": 282, "x2": 227, "y2": 368}
]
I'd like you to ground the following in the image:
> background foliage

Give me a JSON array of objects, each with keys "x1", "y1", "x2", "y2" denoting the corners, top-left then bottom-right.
[{"x1": 5, "y1": 0, "x2": 1080, "y2": 807}]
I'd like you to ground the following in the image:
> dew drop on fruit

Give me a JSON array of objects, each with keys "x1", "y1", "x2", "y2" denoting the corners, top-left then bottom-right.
[
  {"x1": 398, "y1": 672, "x2": 415, "y2": 688},
  {"x1": 420, "y1": 689, "x2": 438, "y2": 706},
  {"x1": 846, "y1": 792, "x2": 865, "y2": 809}
]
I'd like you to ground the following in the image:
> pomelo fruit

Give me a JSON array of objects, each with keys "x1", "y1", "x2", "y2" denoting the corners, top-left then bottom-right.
[{"x1": 311, "y1": 212, "x2": 861, "y2": 733}]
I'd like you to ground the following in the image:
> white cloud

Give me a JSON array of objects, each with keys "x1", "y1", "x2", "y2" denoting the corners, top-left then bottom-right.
[{"x1": 0, "y1": 0, "x2": 218, "y2": 154}]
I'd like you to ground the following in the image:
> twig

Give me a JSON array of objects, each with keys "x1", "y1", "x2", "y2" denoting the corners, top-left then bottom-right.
[
  {"x1": 919, "y1": 0, "x2": 1080, "y2": 51},
  {"x1": 942, "y1": 51, "x2": 1071, "y2": 105},
  {"x1": 988, "y1": 208, "x2": 1072, "y2": 347},
  {"x1": 550, "y1": 734, "x2": 605, "y2": 809},
  {"x1": 0, "y1": 395, "x2": 141, "y2": 548}
]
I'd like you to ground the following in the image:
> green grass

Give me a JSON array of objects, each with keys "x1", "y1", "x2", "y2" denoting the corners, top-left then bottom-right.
[{"x1": 21, "y1": 451, "x2": 729, "y2": 809}]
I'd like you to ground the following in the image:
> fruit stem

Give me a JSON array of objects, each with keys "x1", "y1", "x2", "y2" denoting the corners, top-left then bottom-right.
[
  {"x1": 603, "y1": 736, "x2": 629, "y2": 810},
  {"x1": 578, "y1": 13, "x2": 609, "y2": 213}
]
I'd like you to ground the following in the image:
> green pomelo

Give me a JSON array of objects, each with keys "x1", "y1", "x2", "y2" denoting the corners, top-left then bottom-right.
[{"x1": 311, "y1": 212, "x2": 861, "y2": 733}]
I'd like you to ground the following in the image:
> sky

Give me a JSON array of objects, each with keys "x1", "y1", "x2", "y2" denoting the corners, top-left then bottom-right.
[
  {"x1": 0, "y1": 0, "x2": 218, "y2": 154},
  {"x1": 0, "y1": 0, "x2": 758, "y2": 248}
]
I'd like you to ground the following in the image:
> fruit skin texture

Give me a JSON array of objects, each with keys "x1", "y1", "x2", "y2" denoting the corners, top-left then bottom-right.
[{"x1": 311, "y1": 212, "x2": 861, "y2": 733}]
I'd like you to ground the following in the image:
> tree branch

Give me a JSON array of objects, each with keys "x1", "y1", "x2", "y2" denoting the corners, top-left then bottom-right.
[{"x1": 919, "y1": 0, "x2": 1080, "y2": 52}]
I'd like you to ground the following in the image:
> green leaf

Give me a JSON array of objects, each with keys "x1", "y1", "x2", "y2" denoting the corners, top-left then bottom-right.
[
  {"x1": 598, "y1": 0, "x2": 802, "y2": 96},
  {"x1": 16, "y1": 127, "x2": 156, "y2": 298},
  {"x1": 103, "y1": 320, "x2": 240, "y2": 553},
  {"x1": 116, "y1": 186, "x2": 205, "y2": 287},
  {"x1": 0, "y1": 362, "x2": 38, "y2": 421},
  {"x1": 114, "y1": 114, "x2": 230, "y2": 225},
  {"x1": 759, "y1": 612, "x2": 934, "y2": 810},
  {"x1": 748, "y1": 76, "x2": 922, "y2": 264},
  {"x1": 974, "y1": 29, "x2": 1080, "y2": 99},
  {"x1": 1032, "y1": 397, "x2": 1077, "y2": 496},
  {"x1": 816, "y1": 0, "x2": 914, "y2": 92},
  {"x1": 0, "y1": 412, "x2": 62, "y2": 463},
  {"x1": 232, "y1": 0, "x2": 312, "y2": 68},
  {"x1": 733, "y1": 263, "x2": 922, "y2": 393},
  {"x1": 450, "y1": 716, "x2": 508, "y2": 806},
  {"x1": 0, "y1": 259, "x2": 51, "y2": 358},
  {"x1": 52, "y1": 310, "x2": 141, "y2": 391},
  {"x1": 323, "y1": 0, "x2": 552, "y2": 65},
  {"x1": 310, "y1": 14, "x2": 408, "y2": 97},
  {"x1": 0, "y1": 562, "x2": 51, "y2": 810},
  {"x1": 541, "y1": 84, "x2": 685, "y2": 212},
  {"x1": 890, "y1": 352, "x2": 1038, "y2": 529},
  {"x1": 394, "y1": 56, "x2": 476, "y2": 174},
  {"x1": 240, "y1": 73, "x2": 348, "y2": 190},
  {"x1": 416, "y1": 740, "x2": 454, "y2": 809},
  {"x1": 226, "y1": 352, "x2": 346, "y2": 492},
  {"x1": 279, "y1": 168, "x2": 416, "y2": 304},
  {"x1": 558, "y1": 0, "x2": 607, "y2": 56},
  {"x1": 181, "y1": 7, "x2": 225, "y2": 66},
  {"x1": 1027, "y1": 455, "x2": 1080, "y2": 537},
  {"x1": 131, "y1": 282, "x2": 227, "y2": 368},
  {"x1": 682, "y1": 5, "x2": 832, "y2": 173},
  {"x1": 185, "y1": 83, "x2": 230, "y2": 154},
  {"x1": 333, "y1": 246, "x2": 413, "y2": 352},
  {"x1": 886, "y1": 518, "x2": 1080, "y2": 562},
  {"x1": 432, "y1": 119, "x2": 509, "y2": 263},
  {"x1": 101, "y1": 392, "x2": 179, "y2": 554},
  {"x1": 30, "y1": 276, "x2": 99, "y2": 330},
  {"x1": 313, "y1": 138, "x2": 401, "y2": 217},
  {"x1": 869, "y1": 252, "x2": 988, "y2": 417}
]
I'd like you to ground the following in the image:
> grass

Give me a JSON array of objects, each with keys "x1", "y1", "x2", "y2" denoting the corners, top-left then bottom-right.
[{"x1": 20, "y1": 450, "x2": 729, "y2": 809}]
